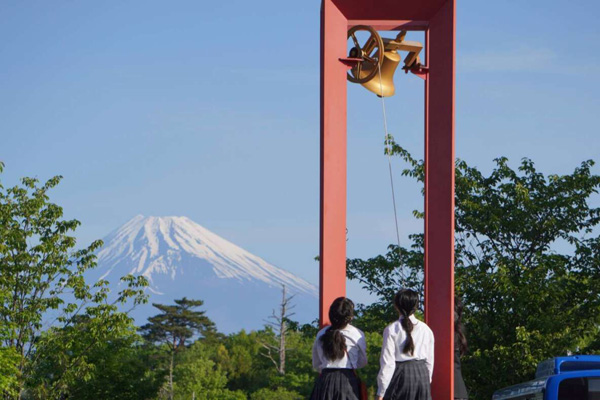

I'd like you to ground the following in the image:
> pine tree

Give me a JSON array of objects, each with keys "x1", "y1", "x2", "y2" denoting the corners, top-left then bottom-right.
[{"x1": 140, "y1": 298, "x2": 215, "y2": 400}]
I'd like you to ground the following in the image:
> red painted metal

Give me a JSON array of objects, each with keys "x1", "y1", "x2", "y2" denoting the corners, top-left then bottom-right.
[
  {"x1": 338, "y1": 57, "x2": 363, "y2": 70},
  {"x1": 409, "y1": 65, "x2": 429, "y2": 80},
  {"x1": 320, "y1": 0, "x2": 348, "y2": 327},
  {"x1": 424, "y1": 1, "x2": 456, "y2": 399},
  {"x1": 347, "y1": 20, "x2": 429, "y2": 31},
  {"x1": 320, "y1": 1, "x2": 455, "y2": 398},
  {"x1": 332, "y1": 0, "x2": 448, "y2": 21}
]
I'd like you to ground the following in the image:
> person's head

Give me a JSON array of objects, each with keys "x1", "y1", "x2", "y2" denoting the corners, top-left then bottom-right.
[
  {"x1": 394, "y1": 289, "x2": 419, "y2": 318},
  {"x1": 394, "y1": 289, "x2": 419, "y2": 355},
  {"x1": 455, "y1": 295, "x2": 468, "y2": 355},
  {"x1": 320, "y1": 297, "x2": 354, "y2": 361}
]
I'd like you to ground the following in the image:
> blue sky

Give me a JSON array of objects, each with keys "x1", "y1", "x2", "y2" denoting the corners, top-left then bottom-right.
[{"x1": 1, "y1": 0, "x2": 599, "y2": 304}]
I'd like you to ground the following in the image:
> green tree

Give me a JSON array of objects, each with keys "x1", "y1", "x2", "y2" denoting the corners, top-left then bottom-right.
[
  {"x1": 266, "y1": 327, "x2": 316, "y2": 397},
  {"x1": 219, "y1": 329, "x2": 274, "y2": 394},
  {"x1": 140, "y1": 298, "x2": 216, "y2": 400},
  {"x1": 27, "y1": 317, "x2": 164, "y2": 399},
  {"x1": 250, "y1": 387, "x2": 303, "y2": 400},
  {"x1": 0, "y1": 171, "x2": 147, "y2": 398},
  {"x1": 0, "y1": 346, "x2": 19, "y2": 397},
  {"x1": 361, "y1": 331, "x2": 383, "y2": 399},
  {"x1": 347, "y1": 139, "x2": 600, "y2": 400},
  {"x1": 213, "y1": 326, "x2": 316, "y2": 397},
  {"x1": 453, "y1": 156, "x2": 600, "y2": 399},
  {"x1": 172, "y1": 341, "x2": 245, "y2": 400}
]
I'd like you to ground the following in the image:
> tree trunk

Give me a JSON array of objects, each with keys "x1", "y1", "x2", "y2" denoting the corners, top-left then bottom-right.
[
  {"x1": 279, "y1": 286, "x2": 286, "y2": 375},
  {"x1": 169, "y1": 351, "x2": 174, "y2": 400}
]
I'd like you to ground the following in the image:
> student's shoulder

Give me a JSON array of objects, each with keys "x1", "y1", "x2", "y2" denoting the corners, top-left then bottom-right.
[
  {"x1": 383, "y1": 320, "x2": 402, "y2": 336},
  {"x1": 316, "y1": 326, "x2": 330, "y2": 339},
  {"x1": 345, "y1": 324, "x2": 365, "y2": 338},
  {"x1": 417, "y1": 319, "x2": 435, "y2": 338}
]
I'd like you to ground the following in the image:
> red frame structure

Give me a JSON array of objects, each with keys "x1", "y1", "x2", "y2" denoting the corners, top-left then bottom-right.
[{"x1": 319, "y1": 0, "x2": 456, "y2": 398}]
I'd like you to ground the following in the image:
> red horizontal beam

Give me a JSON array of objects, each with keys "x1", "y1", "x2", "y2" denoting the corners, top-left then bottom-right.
[
  {"x1": 347, "y1": 20, "x2": 429, "y2": 31},
  {"x1": 338, "y1": 57, "x2": 362, "y2": 69}
]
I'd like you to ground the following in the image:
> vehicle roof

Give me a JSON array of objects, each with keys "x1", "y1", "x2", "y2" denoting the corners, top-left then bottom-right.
[
  {"x1": 493, "y1": 355, "x2": 600, "y2": 399},
  {"x1": 492, "y1": 378, "x2": 546, "y2": 400},
  {"x1": 536, "y1": 355, "x2": 600, "y2": 378}
]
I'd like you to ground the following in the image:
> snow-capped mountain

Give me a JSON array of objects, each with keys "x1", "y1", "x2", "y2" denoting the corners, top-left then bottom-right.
[{"x1": 90, "y1": 215, "x2": 318, "y2": 332}]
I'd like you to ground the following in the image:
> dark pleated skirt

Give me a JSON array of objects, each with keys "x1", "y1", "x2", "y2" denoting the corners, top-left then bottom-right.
[
  {"x1": 311, "y1": 368, "x2": 361, "y2": 400},
  {"x1": 383, "y1": 360, "x2": 432, "y2": 400}
]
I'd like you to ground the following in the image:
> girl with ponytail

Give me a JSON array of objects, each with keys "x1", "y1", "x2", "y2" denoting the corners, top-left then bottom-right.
[
  {"x1": 311, "y1": 297, "x2": 367, "y2": 400},
  {"x1": 376, "y1": 289, "x2": 434, "y2": 400}
]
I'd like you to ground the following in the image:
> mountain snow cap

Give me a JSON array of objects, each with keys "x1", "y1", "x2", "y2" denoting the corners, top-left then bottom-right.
[{"x1": 96, "y1": 215, "x2": 317, "y2": 296}]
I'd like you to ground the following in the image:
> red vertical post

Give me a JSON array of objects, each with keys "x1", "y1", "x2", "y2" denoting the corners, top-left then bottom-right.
[
  {"x1": 320, "y1": 0, "x2": 348, "y2": 326},
  {"x1": 424, "y1": 1, "x2": 456, "y2": 400}
]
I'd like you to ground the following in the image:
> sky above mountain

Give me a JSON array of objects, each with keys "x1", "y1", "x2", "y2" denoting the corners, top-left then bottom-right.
[{"x1": 1, "y1": 0, "x2": 599, "y2": 305}]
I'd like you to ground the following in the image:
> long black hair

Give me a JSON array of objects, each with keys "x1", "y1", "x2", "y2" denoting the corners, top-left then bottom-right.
[
  {"x1": 320, "y1": 297, "x2": 354, "y2": 361},
  {"x1": 394, "y1": 289, "x2": 419, "y2": 355},
  {"x1": 455, "y1": 295, "x2": 468, "y2": 355}
]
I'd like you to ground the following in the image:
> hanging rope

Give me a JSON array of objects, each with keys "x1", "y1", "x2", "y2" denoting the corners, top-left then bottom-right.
[{"x1": 376, "y1": 62, "x2": 406, "y2": 286}]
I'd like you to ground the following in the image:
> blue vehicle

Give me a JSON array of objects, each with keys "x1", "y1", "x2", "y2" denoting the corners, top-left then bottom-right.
[{"x1": 492, "y1": 355, "x2": 600, "y2": 400}]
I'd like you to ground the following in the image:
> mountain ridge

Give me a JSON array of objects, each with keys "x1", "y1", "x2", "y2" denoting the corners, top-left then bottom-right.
[{"x1": 91, "y1": 215, "x2": 317, "y2": 332}]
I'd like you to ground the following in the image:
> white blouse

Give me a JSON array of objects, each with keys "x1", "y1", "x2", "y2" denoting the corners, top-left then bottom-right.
[
  {"x1": 312, "y1": 324, "x2": 367, "y2": 372},
  {"x1": 377, "y1": 315, "x2": 435, "y2": 397}
]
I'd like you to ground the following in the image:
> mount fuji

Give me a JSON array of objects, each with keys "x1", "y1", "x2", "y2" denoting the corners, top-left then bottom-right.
[{"x1": 90, "y1": 215, "x2": 318, "y2": 333}]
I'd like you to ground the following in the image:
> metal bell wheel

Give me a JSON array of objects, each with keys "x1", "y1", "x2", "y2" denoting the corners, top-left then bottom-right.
[{"x1": 346, "y1": 25, "x2": 385, "y2": 84}]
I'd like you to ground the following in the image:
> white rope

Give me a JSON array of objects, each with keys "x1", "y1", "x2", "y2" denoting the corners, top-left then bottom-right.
[{"x1": 376, "y1": 61, "x2": 406, "y2": 286}]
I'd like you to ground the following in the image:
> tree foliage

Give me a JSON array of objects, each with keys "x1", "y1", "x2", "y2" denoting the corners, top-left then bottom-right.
[
  {"x1": 140, "y1": 298, "x2": 217, "y2": 400},
  {"x1": 249, "y1": 387, "x2": 303, "y2": 400},
  {"x1": 347, "y1": 137, "x2": 600, "y2": 400},
  {"x1": 453, "y1": 156, "x2": 600, "y2": 399},
  {"x1": 172, "y1": 342, "x2": 245, "y2": 400},
  {"x1": 0, "y1": 172, "x2": 148, "y2": 398},
  {"x1": 28, "y1": 320, "x2": 164, "y2": 399},
  {"x1": 140, "y1": 298, "x2": 216, "y2": 351}
]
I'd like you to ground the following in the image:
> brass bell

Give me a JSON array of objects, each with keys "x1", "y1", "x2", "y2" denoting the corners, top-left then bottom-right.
[
  {"x1": 355, "y1": 50, "x2": 400, "y2": 98},
  {"x1": 346, "y1": 26, "x2": 423, "y2": 98}
]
